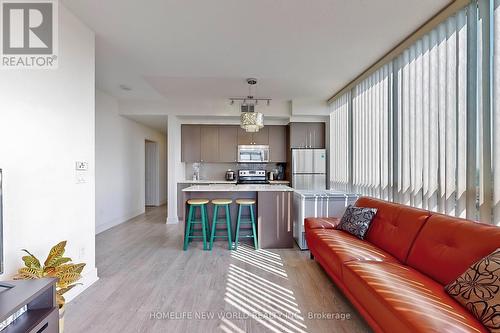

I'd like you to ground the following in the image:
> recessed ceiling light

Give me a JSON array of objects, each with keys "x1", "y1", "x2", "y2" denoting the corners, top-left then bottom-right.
[{"x1": 119, "y1": 84, "x2": 132, "y2": 91}]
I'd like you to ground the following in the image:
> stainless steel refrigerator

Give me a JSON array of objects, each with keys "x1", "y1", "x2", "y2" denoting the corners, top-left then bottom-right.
[{"x1": 291, "y1": 149, "x2": 327, "y2": 190}]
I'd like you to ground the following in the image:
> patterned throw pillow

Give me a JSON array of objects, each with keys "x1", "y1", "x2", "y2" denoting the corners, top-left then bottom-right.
[
  {"x1": 445, "y1": 248, "x2": 500, "y2": 333},
  {"x1": 337, "y1": 205, "x2": 377, "y2": 239}
]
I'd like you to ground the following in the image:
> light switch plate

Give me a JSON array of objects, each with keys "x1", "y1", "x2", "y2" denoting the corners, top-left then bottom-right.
[{"x1": 75, "y1": 161, "x2": 88, "y2": 171}]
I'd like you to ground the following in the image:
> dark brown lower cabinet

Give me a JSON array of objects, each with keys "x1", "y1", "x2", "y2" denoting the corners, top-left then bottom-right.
[{"x1": 257, "y1": 191, "x2": 293, "y2": 248}]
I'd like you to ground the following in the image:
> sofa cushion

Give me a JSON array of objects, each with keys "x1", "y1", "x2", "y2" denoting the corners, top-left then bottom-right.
[
  {"x1": 406, "y1": 213, "x2": 500, "y2": 286},
  {"x1": 304, "y1": 217, "x2": 340, "y2": 231},
  {"x1": 355, "y1": 197, "x2": 431, "y2": 263},
  {"x1": 445, "y1": 248, "x2": 500, "y2": 333},
  {"x1": 306, "y1": 228, "x2": 399, "y2": 279},
  {"x1": 337, "y1": 205, "x2": 377, "y2": 239},
  {"x1": 343, "y1": 261, "x2": 488, "y2": 333}
]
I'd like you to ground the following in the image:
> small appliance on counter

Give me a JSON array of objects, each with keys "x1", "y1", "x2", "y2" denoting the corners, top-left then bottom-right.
[
  {"x1": 225, "y1": 169, "x2": 236, "y2": 181},
  {"x1": 237, "y1": 170, "x2": 269, "y2": 184},
  {"x1": 267, "y1": 168, "x2": 281, "y2": 181},
  {"x1": 293, "y1": 190, "x2": 358, "y2": 250}
]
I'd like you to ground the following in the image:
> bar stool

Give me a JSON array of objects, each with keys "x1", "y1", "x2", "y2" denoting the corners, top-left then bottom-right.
[
  {"x1": 234, "y1": 199, "x2": 258, "y2": 250},
  {"x1": 209, "y1": 199, "x2": 233, "y2": 250},
  {"x1": 183, "y1": 199, "x2": 209, "y2": 251}
]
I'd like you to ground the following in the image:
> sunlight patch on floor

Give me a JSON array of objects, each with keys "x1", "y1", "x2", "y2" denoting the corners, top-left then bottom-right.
[{"x1": 221, "y1": 245, "x2": 308, "y2": 333}]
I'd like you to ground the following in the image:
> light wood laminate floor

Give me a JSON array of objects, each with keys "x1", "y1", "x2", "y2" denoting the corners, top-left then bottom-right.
[{"x1": 66, "y1": 206, "x2": 371, "y2": 333}]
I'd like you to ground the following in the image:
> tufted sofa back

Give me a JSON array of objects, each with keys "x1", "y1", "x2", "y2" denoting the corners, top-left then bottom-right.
[
  {"x1": 355, "y1": 197, "x2": 431, "y2": 262},
  {"x1": 406, "y1": 213, "x2": 500, "y2": 285}
]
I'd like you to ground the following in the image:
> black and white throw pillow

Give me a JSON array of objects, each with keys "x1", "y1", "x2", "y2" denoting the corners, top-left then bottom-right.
[
  {"x1": 445, "y1": 248, "x2": 500, "y2": 333},
  {"x1": 337, "y1": 205, "x2": 377, "y2": 239}
]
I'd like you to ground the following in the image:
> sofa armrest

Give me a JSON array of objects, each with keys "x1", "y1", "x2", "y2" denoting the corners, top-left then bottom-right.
[{"x1": 305, "y1": 217, "x2": 341, "y2": 232}]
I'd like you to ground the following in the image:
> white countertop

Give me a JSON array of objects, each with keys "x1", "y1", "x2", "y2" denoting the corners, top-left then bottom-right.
[
  {"x1": 179, "y1": 180, "x2": 289, "y2": 185},
  {"x1": 178, "y1": 180, "x2": 237, "y2": 184},
  {"x1": 183, "y1": 184, "x2": 294, "y2": 192}
]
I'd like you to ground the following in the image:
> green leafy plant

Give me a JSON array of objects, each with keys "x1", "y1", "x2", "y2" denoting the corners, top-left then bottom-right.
[{"x1": 14, "y1": 241, "x2": 85, "y2": 308}]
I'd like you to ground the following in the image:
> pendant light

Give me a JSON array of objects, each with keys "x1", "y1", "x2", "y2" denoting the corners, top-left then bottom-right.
[{"x1": 230, "y1": 79, "x2": 270, "y2": 132}]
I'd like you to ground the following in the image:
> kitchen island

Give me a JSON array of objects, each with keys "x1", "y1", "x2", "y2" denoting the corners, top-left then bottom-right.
[{"x1": 182, "y1": 184, "x2": 294, "y2": 249}]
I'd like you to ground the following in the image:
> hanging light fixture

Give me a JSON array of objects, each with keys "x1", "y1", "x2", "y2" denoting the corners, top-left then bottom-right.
[
  {"x1": 240, "y1": 111, "x2": 264, "y2": 132},
  {"x1": 230, "y1": 78, "x2": 270, "y2": 132}
]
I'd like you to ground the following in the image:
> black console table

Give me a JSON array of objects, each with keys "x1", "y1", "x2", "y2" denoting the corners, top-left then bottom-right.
[{"x1": 0, "y1": 278, "x2": 58, "y2": 333}]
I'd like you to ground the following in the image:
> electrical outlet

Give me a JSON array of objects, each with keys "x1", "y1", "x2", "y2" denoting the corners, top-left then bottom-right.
[
  {"x1": 75, "y1": 161, "x2": 88, "y2": 171},
  {"x1": 76, "y1": 171, "x2": 88, "y2": 184}
]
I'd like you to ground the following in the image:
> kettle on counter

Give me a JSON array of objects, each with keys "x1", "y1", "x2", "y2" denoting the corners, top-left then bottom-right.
[{"x1": 225, "y1": 169, "x2": 236, "y2": 181}]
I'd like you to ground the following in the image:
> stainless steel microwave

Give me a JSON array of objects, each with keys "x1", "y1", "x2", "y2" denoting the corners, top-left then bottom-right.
[{"x1": 237, "y1": 145, "x2": 270, "y2": 163}]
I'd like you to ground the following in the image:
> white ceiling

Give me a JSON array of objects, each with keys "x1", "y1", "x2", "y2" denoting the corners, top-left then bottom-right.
[
  {"x1": 63, "y1": 0, "x2": 450, "y2": 102},
  {"x1": 123, "y1": 114, "x2": 168, "y2": 134}
]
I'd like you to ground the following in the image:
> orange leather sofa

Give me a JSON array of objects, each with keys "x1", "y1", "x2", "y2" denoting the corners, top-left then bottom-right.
[{"x1": 305, "y1": 197, "x2": 500, "y2": 333}]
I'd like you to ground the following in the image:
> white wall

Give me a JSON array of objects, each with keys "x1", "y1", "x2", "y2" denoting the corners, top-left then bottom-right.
[
  {"x1": 166, "y1": 116, "x2": 183, "y2": 224},
  {"x1": 0, "y1": 5, "x2": 97, "y2": 298},
  {"x1": 95, "y1": 90, "x2": 167, "y2": 233}
]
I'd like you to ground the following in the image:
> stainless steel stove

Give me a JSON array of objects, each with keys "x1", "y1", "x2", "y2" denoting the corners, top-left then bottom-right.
[{"x1": 237, "y1": 170, "x2": 269, "y2": 184}]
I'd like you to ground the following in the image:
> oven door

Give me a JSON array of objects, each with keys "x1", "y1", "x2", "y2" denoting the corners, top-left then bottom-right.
[{"x1": 238, "y1": 145, "x2": 269, "y2": 163}]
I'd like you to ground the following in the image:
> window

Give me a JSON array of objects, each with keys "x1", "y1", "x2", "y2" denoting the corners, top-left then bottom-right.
[
  {"x1": 329, "y1": 92, "x2": 350, "y2": 192},
  {"x1": 352, "y1": 64, "x2": 392, "y2": 201},
  {"x1": 327, "y1": 4, "x2": 500, "y2": 223}
]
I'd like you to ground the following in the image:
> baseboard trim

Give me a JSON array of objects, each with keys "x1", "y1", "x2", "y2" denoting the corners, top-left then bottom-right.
[
  {"x1": 166, "y1": 217, "x2": 179, "y2": 224},
  {"x1": 96, "y1": 208, "x2": 144, "y2": 234},
  {"x1": 65, "y1": 266, "x2": 99, "y2": 303}
]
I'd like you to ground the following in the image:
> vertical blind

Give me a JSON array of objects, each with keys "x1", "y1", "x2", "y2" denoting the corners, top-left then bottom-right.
[
  {"x1": 394, "y1": 11, "x2": 468, "y2": 216},
  {"x1": 329, "y1": 6, "x2": 482, "y2": 221},
  {"x1": 329, "y1": 92, "x2": 350, "y2": 192},
  {"x1": 352, "y1": 64, "x2": 392, "y2": 201},
  {"x1": 494, "y1": 0, "x2": 500, "y2": 225}
]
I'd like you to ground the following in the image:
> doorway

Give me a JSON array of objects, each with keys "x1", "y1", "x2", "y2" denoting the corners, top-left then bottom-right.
[{"x1": 145, "y1": 140, "x2": 159, "y2": 206}]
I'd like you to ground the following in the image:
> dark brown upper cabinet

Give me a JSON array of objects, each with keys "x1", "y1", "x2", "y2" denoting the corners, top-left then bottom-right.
[
  {"x1": 237, "y1": 127, "x2": 269, "y2": 145},
  {"x1": 289, "y1": 122, "x2": 325, "y2": 149},
  {"x1": 182, "y1": 125, "x2": 286, "y2": 163},
  {"x1": 218, "y1": 126, "x2": 238, "y2": 163},
  {"x1": 237, "y1": 127, "x2": 253, "y2": 145},
  {"x1": 252, "y1": 127, "x2": 269, "y2": 145},
  {"x1": 200, "y1": 126, "x2": 219, "y2": 163},
  {"x1": 268, "y1": 125, "x2": 287, "y2": 163},
  {"x1": 181, "y1": 125, "x2": 201, "y2": 162}
]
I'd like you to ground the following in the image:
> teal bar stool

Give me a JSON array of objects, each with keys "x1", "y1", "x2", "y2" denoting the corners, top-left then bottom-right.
[
  {"x1": 209, "y1": 199, "x2": 233, "y2": 250},
  {"x1": 234, "y1": 199, "x2": 258, "y2": 250},
  {"x1": 183, "y1": 199, "x2": 209, "y2": 251}
]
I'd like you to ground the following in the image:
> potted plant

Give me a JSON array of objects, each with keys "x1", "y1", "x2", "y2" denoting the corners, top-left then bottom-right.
[{"x1": 14, "y1": 241, "x2": 85, "y2": 333}]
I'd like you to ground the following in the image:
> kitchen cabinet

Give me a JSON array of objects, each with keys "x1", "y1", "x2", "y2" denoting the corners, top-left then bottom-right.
[
  {"x1": 252, "y1": 127, "x2": 269, "y2": 145},
  {"x1": 237, "y1": 127, "x2": 253, "y2": 145},
  {"x1": 258, "y1": 191, "x2": 293, "y2": 248},
  {"x1": 308, "y1": 122, "x2": 325, "y2": 148},
  {"x1": 238, "y1": 127, "x2": 269, "y2": 145},
  {"x1": 200, "y1": 126, "x2": 219, "y2": 162},
  {"x1": 289, "y1": 122, "x2": 325, "y2": 148},
  {"x1": 218, "y1": 126, "x2": 238, "y2": 162},
  {"x1": 268, "y1": 125, "x2": 287, "y2": 162},
  {"x1": 182, "y1": 124, "x2": 285, "y2": 162},
  {"x1": 181, "y1": 125, "x2": 201, "y2": 162}
]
